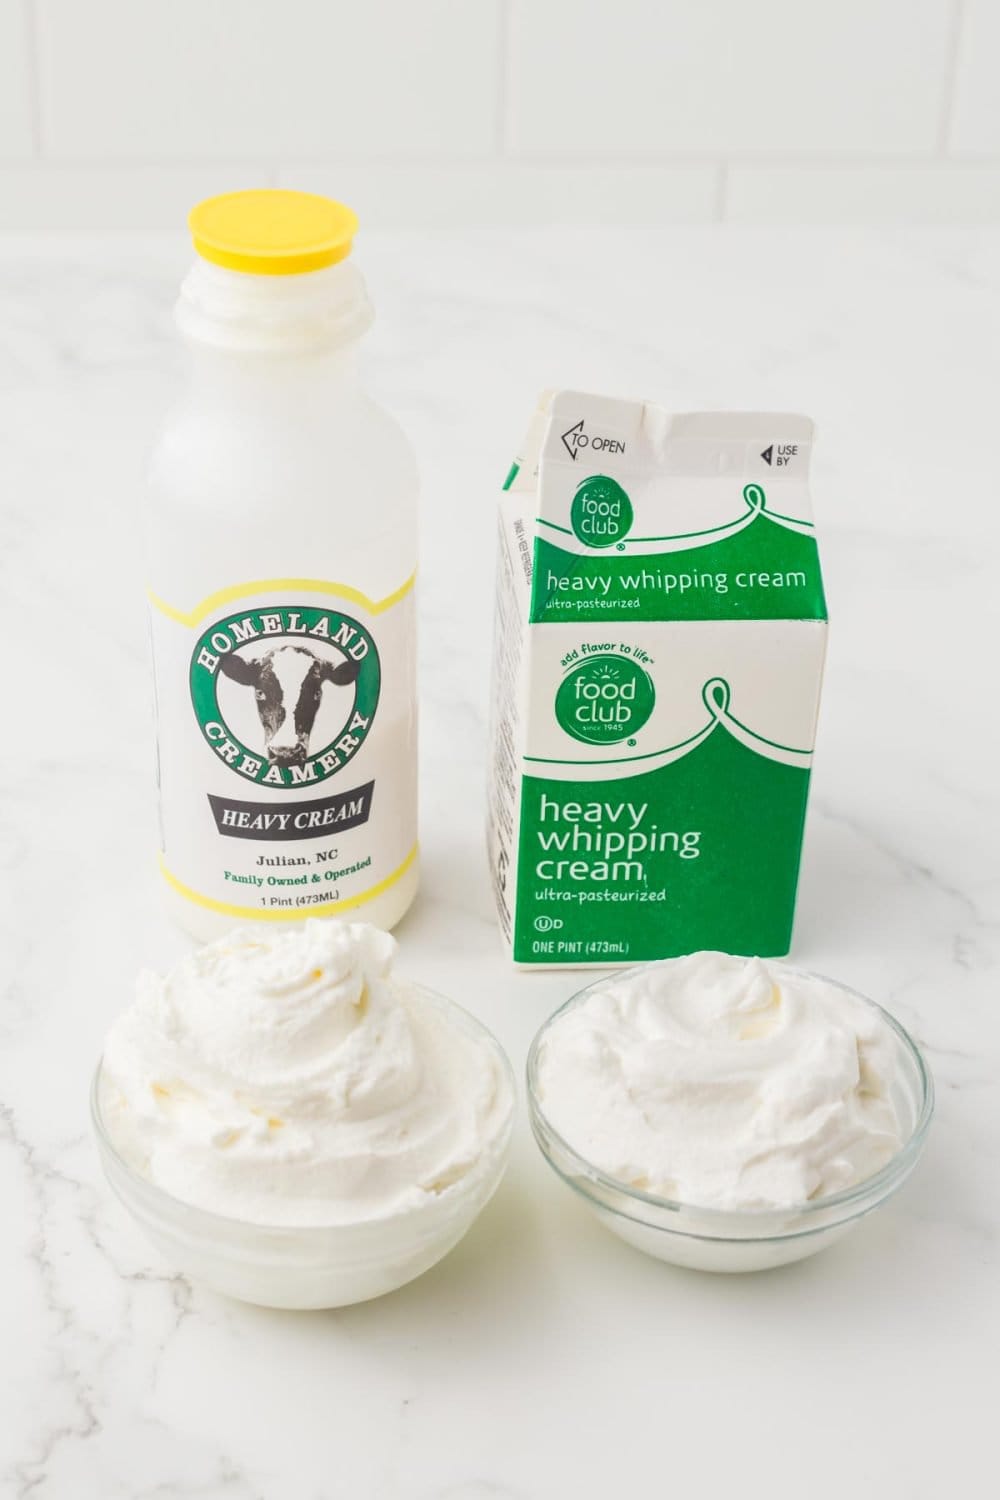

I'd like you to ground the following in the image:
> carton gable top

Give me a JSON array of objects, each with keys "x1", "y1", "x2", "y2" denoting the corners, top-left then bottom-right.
[{"x1": 505, "y1": 391, "x2": 827, "y2": 626}]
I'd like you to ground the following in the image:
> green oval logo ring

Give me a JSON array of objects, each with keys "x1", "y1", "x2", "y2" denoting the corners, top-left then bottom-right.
[
  {"x1": 555, "y1": 654, "x2": 655, "y2": 746},
  {"x1": 570, "y1": 475, "x2": 633, "y2": 549},
  {"x1": 189, "y1": 604, "x2": 381, "y2": 789}
]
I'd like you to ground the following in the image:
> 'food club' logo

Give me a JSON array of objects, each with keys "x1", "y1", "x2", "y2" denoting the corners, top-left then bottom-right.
[
  {"x1": 555, "y1": 654, "x2": 655, "y2": 746},
  {"x1": 570, "y1": 474, "x2": 633, "y2": 549},
  {"x1": 190, "y1": 606, "x2": 380, "y2": 788}
]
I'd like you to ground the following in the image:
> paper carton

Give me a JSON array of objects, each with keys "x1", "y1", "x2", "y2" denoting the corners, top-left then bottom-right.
[{"x1": 487, "y1": 391, "x2": 827, "y2": 968}]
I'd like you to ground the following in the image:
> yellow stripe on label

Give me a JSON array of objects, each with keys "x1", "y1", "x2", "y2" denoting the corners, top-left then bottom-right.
[
  {"x1": 159, "y1": 845, "x2": 418, "y2": 921},
  {"x1": 147, "y1": 572, "x2": 416, "y2": 628}
]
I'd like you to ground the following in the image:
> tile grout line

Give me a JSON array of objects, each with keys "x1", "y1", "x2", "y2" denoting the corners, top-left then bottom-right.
[
  {"x1": 938, "y1": 0, "x2": 967, "y2": 153},
  {"x1": 22, "y1": 0, "x2": 42, "y2": 158},
  {"x1": 10, "y1": 153, "x2": 1000, "y2": 173}
]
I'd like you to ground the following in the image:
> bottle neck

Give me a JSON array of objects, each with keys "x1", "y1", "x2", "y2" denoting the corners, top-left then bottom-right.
[
  {"x1": 176, "y1": 256, "x2": 374, "y2": 357},
  {"x1": 184, "y1": 340, "x2": 363, "y2": 417}
]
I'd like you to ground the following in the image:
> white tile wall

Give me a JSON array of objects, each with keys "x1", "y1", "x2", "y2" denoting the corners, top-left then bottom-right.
[
  {"x1": 0, "y1": 0, "x2": 995, "y2": 226},
  {"x1": 507, "y1": 0, "x2": 953, "y2": 156},
  {"x1": 725, "y1": 165, "x2": 1000, "y2": 224},
  {"x1": 0, "y1": 164, "x2": 273, "y2": 231},
  {"x1": 950, "y1": 1, "x2": 1000, "y2": 153},
  {"x1": 278, "y1": 164, "x2": 719, "y2": 226},
  {"x1": 0, "y1": 3, "x2": 35, "y2": 159},
  {"x1": 34, "y1": 0, "x2": 501, "y2": 159}
]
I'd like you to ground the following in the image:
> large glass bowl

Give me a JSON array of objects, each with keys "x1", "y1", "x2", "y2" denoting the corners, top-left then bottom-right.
[
  {"x1": 527, "y1": 965, "x2": 934, "y2": 1274},
  {"x1": 92, "y1": 986, "x2": 515, "y2": 1309}
]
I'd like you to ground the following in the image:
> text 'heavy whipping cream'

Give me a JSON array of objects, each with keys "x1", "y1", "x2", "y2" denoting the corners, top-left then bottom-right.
[
  {"x1": 535, "y1": 953, "x2": 905, "y2": 1211},
  {"x1": 99, "y1": 921, "x2": 513, "y2": 1226},
  {"x1": 148, "y1": 191, "x2": 418, "y2": 941},
  {"x1": 487, "y1": 392, "x2": 827, "y2": 967}
]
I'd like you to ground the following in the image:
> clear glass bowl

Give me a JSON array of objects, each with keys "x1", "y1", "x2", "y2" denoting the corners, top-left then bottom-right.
[
  {"x1": 527, "y1": 966, "x2": 934, "y2": 1274},
  {"x1": 92, "y1": 986, "x2": 515, "y2": 1309}
]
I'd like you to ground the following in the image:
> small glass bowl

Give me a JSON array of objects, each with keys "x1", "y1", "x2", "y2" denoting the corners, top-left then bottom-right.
[
  {"x1": 92, "y1": 987, "x2": 515, "y2": 1309},
  {"x1": 527, "y1": 966, "x2": 934, "y2": 1274}
]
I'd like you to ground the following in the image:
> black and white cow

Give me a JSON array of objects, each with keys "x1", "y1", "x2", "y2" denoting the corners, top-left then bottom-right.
[{"x1": 219, "y1": 645, "x2": 360, "y2": 767}]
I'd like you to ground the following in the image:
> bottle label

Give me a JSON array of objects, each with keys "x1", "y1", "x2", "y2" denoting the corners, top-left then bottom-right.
[{"x1": 150, "y1": 575, "x2": 417, "y2": 922}]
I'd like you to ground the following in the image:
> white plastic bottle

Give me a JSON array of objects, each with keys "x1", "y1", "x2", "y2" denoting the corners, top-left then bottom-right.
[{"x1": 147, "y1": 190, "x2": 418, "y2": 941}]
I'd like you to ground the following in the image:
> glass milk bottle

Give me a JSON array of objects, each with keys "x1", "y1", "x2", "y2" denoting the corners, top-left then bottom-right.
[{"x1": 147, "y1": 190, "x2": 418, "y2": 941}]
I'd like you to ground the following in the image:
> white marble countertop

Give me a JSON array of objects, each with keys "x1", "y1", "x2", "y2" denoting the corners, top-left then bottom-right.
[{"x1": 1, "y1": 227, "x2": 997, "y2": 1500}]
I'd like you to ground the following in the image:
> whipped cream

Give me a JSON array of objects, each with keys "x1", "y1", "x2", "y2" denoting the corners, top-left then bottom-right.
[
  {"x1": 99, "y1": 921, "x2": 512, "y2": 1226},
  {"x1": 535, "y1": 952, "x2": 905, "y2": 1211}
]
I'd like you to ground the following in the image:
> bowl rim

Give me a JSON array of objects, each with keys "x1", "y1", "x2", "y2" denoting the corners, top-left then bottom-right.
[
  {"x1": 92, "y1": 978, "x2": 516, "y2": 1237},
  {"x1": 526, "y1": 958, "x2": 935, "y2": 1235}
]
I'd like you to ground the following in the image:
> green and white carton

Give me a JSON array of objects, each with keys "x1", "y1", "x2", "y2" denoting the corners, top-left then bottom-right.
[{"x1": 487, "y1": 390, "x2": 827, "y2": 968}]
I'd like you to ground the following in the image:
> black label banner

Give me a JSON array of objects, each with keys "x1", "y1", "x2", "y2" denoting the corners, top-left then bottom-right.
[{"x1": 207, "y1": 781, "x2": 374, "y2": 841}]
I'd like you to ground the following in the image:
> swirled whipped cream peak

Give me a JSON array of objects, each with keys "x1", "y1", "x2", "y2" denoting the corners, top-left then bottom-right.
[
  {"x1": 99, "y1": 920, "x2": 512, "y2": 1225},
  {"x1": 535, "y1": 952, "x2": 906, "y2": 1212}
]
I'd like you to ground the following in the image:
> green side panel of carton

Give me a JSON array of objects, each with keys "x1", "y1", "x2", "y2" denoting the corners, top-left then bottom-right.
[
  {"x1": 530, "y1": 513, "x2": 827, "y2": 625},
  {"x1": 512, "y1": 729, "x2": 811, "y2": 965}
]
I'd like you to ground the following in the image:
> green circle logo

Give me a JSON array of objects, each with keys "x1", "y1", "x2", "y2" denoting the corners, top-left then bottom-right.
[
  {"x1": 570, "y1": 475, "x2": 633, "y2": 549},
  {"x1": 555, "y1": 654, "x2": 655, "y2": 746},
  {"x1": 190, "y1": 605, "x2": 380, "y2": 789}
]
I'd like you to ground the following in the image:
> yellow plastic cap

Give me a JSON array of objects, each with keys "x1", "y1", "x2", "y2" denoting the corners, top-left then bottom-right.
[{"x1": 188, "y1": 189, "x2": 359, "y2": 276}]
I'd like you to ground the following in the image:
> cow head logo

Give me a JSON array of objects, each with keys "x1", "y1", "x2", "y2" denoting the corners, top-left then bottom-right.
[
  {"x1": 190, "y1": 606, "x2": 381, "y2": 789},
  {"x1": 219, "y1": 644, "x2": 360, "y2": 768}
]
